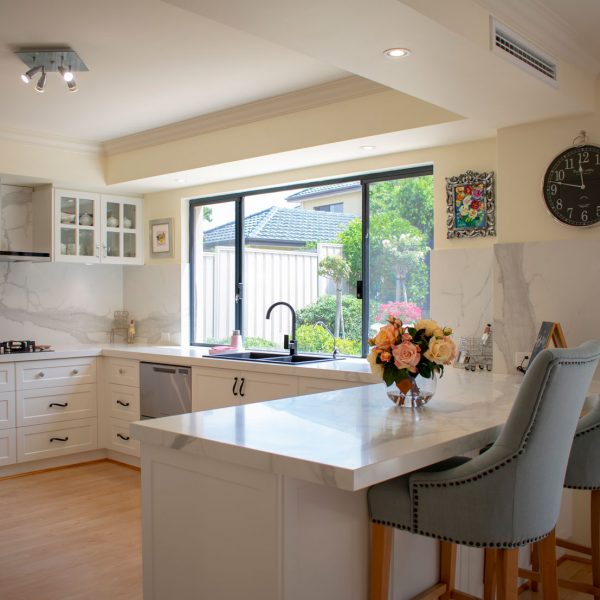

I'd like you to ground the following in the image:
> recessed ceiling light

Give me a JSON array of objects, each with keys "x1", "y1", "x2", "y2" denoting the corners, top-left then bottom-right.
[
  {"x1": 360, "y1": 145, "x2": 376, "y2": 151},
  {"x1": 383, "y1": 48, "x2": 411, "y2": 59}
]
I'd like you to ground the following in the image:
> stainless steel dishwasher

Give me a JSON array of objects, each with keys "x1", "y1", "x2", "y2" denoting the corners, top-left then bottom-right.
[{"x1": 140, "y1": 362, "x2": 192, "y2": 419}]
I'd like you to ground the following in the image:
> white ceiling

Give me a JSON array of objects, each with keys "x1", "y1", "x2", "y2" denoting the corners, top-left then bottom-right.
[{"x1": 0, "y1": 0, "x2": 599, "y2": 193}]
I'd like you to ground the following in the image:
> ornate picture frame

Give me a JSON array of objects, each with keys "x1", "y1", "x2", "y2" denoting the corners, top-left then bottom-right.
[
  {"x1": 149, "y1": 218, "x2": 174, "y2": 258},
  {"x1": 446, "y1": 170, "x2": 496, "y2": 238}
]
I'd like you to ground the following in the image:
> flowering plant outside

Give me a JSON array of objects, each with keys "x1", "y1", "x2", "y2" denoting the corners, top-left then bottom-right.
[
  {"x1": 367, "y1": 315, "x2": 456, "y2": 389},
  {"x1": 375, "y1": 301, "x2": 422, "y2": 325}
]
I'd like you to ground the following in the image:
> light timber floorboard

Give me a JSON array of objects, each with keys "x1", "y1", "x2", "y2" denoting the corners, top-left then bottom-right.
[
  {"x1": 521, "y1": 558, "x2": 595, "y2": 599},
  {"x1": 0, "y1": 461, "x2": 142, "y2": 600}
]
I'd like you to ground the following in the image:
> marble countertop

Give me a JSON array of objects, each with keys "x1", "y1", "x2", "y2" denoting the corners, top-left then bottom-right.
[
  {"x1": 130, "y1": 368, "x2": 525, "y2": 491},
  {"x1": 0, "y1": 344, "x2": 377, "y2": 383}
]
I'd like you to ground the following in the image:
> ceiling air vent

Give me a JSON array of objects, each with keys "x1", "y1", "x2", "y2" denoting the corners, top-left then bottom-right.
[{"x1": 491, "y1": 18, "x2": 558, "y2": 86}]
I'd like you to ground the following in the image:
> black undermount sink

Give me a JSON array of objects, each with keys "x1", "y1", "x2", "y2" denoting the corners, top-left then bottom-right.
[{"x1": 205, "y1": 351, "x2": 343, "y2": 365}]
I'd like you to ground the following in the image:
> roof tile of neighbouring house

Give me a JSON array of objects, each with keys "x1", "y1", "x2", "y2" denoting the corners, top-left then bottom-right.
[
  {"x1": 203, "y1": 207, "x2": 356, "y2": 247},
  {"x1": 285, "y1": 181, "x2": 361, "y2": 201}
]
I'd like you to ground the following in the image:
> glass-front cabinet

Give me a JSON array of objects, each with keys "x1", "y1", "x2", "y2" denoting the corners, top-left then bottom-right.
[
  {"x1": 55, "y1": 190, "x2": 101, "y2": 262},
  {"x1": 101, "y1": 196, "x2": 143, "y2": 264},
  {"x1": 54, "y1": 190, "x2": 143, "y2": 265}
]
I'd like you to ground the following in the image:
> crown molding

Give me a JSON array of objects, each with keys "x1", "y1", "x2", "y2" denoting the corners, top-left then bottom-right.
[
  {"x1": 102, "y1": 76, "x2": 388, "y2": 156},
  {"x1": 473, "y1": 0, "x2": 600, "y2": 74},
  {"x1": 0, "y1": 126, "x2": 100, "y2": 154}
]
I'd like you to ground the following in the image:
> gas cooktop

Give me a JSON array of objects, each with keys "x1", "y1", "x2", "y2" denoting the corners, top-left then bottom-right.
[{"x1": 0, "y1": 340, "x2": 54, "y2": 354}]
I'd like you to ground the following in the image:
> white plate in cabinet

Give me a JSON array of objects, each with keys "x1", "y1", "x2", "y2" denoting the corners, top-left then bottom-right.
[
  {"x1": 0, "y1": 429, "x2": 16, "y2": 466},
  {"x1": 17, "y1": 358, "x2": 96, "y2": 390},
  {"x1": 0, "y1": 364, "x2": 15, "y2": 392},
  {"x1": 106, "y1": 358, "x2": 139, "y2": 388},
  {"x1": 17, "y1": 418, "x2": 98, "y2": 462},
  {"x1": 108, "y1": 384, "x2": 140, "y2": 421},
  {"x1": 0, "y1": 391, "x2": 16, "y2": 430},
  {"x1": 17, "y1": 384, "x2": 97, "y2": 427},
  {"x1": 297, "y1": 377, "x2": 364, "y2": 396},
  {"x1": 192, "y1": 366, "x2": 298, "y2": 410},
  {"x1": 108, "y1": 418, "x2": 140, "y2": 457}
]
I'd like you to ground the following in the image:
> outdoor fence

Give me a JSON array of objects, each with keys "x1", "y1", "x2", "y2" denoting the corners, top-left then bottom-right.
[{"x1": 196, "y1": 243, "x2": 342, "y2": 344}]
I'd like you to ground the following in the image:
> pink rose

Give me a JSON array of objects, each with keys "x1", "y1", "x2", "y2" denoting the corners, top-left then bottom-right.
[
  {"x1": 392, "y1": 341, "x2": 421, "y2": 372},
  {"x1": 374, "y1": 324, "x2": 398, "y2": 350},
  {"x1": 401, "y1": 332, "x2": 412, "y2": 342}
]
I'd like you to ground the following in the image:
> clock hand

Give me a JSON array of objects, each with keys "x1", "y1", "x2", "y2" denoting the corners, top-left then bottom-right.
[
  {"x1": 579, "y1": 165, "x2": 586, "y2": 190},
  {"x1": 554, "y1": 180, "x2": 585, "y2": 189}
]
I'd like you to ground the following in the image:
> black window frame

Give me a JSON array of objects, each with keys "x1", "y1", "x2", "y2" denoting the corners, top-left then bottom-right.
[{"x1": 189, "y1": 164, "x2": 433, "y2": 356}]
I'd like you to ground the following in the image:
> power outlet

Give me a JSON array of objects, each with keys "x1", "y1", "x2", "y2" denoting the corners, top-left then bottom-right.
[{"x1": 514, "y1": 352, "x2": 530, "y2": 370}]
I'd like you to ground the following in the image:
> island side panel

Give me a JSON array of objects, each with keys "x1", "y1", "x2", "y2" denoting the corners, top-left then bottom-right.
[{"x1": 140, "y1": 443, "x2": 282, "y2": 600}]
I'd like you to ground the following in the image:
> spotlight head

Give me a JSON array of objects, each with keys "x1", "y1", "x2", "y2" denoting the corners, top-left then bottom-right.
[
  {"x1": 66, "y1": 77, "x2": 78, "y2": 93},
  {"x1": 21, "y1": 65, "x2": 42, "y2": 84},
  {"x1": 58, "y1": 65, "x2": 74, "y2": 82},
  {"x1": 35, "y1": 68, "x2": 47, "y2": 93}
]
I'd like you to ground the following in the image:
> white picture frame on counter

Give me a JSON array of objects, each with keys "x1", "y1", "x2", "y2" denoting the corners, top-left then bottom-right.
[{"x1": 149, "y1": 218, "x2": 174, "y2": 258}]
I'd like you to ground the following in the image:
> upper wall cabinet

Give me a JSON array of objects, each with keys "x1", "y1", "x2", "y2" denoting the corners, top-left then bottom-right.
[{"x1": 54, "y1": 189, "x2": 143, "y2": 265}]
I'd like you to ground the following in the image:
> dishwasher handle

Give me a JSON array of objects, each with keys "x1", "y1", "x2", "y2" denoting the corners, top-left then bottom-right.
[{"x1": 153, "y1": 366, "x2": 177, "y2": 374}]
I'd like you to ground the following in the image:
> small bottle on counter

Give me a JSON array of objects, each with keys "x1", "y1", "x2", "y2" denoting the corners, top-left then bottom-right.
[
  {"x1": 481, "y1": 323, "x2": 492, "y2": 345},
  {"x1": 127, "y1": 320, "x2": 136, "y2": 344},
  {"x1": 231, "y1": 329, "x2": 244, "y2": 351}
]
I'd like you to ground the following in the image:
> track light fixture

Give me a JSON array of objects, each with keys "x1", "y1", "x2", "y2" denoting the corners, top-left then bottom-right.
[
  {"x1": 35, "y1": 67, "x2": 47, "y2": 93},
  {"x1": 15, "y1": 47, "x2": 87, "y2": 93}
]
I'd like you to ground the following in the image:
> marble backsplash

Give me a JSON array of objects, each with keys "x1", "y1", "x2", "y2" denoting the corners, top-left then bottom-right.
[
  {"x1": 0, "y1": 184, "x2": 33, "y2": 252},
  {"x1": 430, "y1": 247, "x2": 493, "y2": 342},
  {"x1": 0, "y1": 262, "x2": 123, "y2": 344},
  {"x1": 493, "y1": 239, "x2": 600, "y2": 374}
]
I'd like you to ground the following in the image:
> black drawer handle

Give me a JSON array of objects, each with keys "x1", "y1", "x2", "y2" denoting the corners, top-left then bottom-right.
[
  {"x1": 117, "y1": 433, "x2": 130, "y2": 441},
  {"x1": 50, "y1": 436, "x2": 69, "y2": 442},
  {"x1": 239, "y1": 377, "x2": 246, "y2": 397},
  {"x1": 232, "y1": 376, "x2": 239, "y2": 396},
  {"x1": 116, "y1": 400, "x2": 130, "y2": 407},
  {"x1": 49, "y1": 402, "x2": 69, "y2": 408}
]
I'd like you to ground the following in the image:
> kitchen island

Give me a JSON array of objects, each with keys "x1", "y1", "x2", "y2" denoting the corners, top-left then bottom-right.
[{"x1": 131, "y1": 368, "x2": 525, "y2": 600}]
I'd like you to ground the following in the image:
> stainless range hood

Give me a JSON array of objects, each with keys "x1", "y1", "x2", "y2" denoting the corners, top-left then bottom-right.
[{"x1": 0, "y1": 250, "x2": 51, "y2": 262}]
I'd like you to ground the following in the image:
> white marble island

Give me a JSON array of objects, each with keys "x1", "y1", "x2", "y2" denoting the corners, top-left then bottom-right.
[{"x1": 131, "y1": 369, "x2": 523, "y2": 600}]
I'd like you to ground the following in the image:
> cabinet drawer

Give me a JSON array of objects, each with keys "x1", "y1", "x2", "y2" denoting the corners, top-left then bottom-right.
[
  {"x1": 17, "y1": 385, "x2": 97, "y2": 427},
  {"x1": 106, "y1": 358, "x2": 139, "y2": 387},
  {"x1": 17, "y1": 418, "x2": 98, "y2": 462},
  {"x1": 17, "y1": 358, "x2": 96, "y2": 390},
  {"x1": 0, "y1": 391, "x2": 16, "y2": 430},
  {"x1": 0, "y1": 364, "x2": 15, "y2": 392},
  {"x1": 108, "y1": 384, "x2": 140, "y2": 421},
  {"x1": 108, "y1": 418, "x2": 140, "y2": 457},
  {"x1": 0, "y1": 429, "x2": 16, "y2": 466}
]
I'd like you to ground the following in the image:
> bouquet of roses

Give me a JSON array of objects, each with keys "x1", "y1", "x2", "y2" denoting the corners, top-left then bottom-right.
[{"x1": 367, "y1": 316, "x2": 456, "y2": 393}]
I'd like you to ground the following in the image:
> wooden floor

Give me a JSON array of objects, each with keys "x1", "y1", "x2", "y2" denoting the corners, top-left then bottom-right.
[
  {"x1": 0, "y1": 460, "x2": 142, "y2": 600},
  {"x1": 521, "y1": 559, "x2": 595, "y2": 599}
]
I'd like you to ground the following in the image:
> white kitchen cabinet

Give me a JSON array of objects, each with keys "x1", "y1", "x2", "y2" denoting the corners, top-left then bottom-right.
[
  {"x1": 53, "y1": 189, "x2": 143, "y2": 265},
  {"x1": 100, "y1": 195, "x2": 143, "y2": 265},
  {"x1": 108, "y1": 383, "x2": 140, "y2": 421},
  {"x1": 17, "y1": 384, "x2": 97, "y2": 427},
  {"x1": 106, "y1": 358, "x2": 140, "y2": 388},
  {"x1": 0, "y1": 391, "x2": 15, "y2": 430},
  {"x1": 297, "y1": 377, "x2": 364, "y2": 396},
  {"x1": 0, "y1": 364, "x2": 15, "y2": 392},
  {"x1": 108, "y1": 418, "x2": 140, "y2": 457},
  {"x1": 16, "y1": 357, "x2": 96, "y2": 390},
  {"x1": 17, "y1": 418, "x2": 98, "y2": 462},
  {"x1": 192, "y1": 366, "x2": 298, "y2": 411},
  {"x1": 0, "y1": 429, "x2": 16, "y2": 466}
]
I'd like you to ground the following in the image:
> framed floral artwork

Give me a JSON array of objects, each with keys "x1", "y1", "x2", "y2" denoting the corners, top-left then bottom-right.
[
  {"x1": 149, "y1": 218, "x2": 174, "y2": 258},
  {"x1": 446, "y1": 170, "x2": 496, "y2": 238}
]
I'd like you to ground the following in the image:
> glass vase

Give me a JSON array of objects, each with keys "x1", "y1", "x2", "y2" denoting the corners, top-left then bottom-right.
[{"x1": 386, "y1": 374, "x2": 437, "y2": 408}]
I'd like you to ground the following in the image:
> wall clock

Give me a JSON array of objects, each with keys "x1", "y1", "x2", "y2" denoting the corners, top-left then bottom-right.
[{"x1": 543, "y1": 134, "x2": 600, "y2": 227}]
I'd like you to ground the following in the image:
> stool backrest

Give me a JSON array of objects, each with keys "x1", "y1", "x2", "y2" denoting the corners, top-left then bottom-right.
[
  {"x1": 494, "y1": 341, "x2": 600, "y2": 538},
  {"x1": 565, "y1": 396, "x2": 600, "y2": 490}
]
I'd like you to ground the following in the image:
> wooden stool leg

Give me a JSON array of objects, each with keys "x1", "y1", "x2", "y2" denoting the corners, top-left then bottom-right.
[
  {"x1": 538, "y1": 530, "x2": 559, "y2": 600},
  {"x1": 530, "y1": 542, "x2": 539, "y2": 592},
  {"x1": 592, "y1": 491, "x2": 600, "y2": 596},
  {"x1": 496, "y1": 548, "x2": 518, "y2": 600},
  {"x1": 370, "y1": 523, "x2": 392, "y2": 600},
  {"x1": 483, "y1": 548, "x2": 497, "y2": 600},
  {"x1": 439, "y1": 541, "x2": 457, "y2": 600}
]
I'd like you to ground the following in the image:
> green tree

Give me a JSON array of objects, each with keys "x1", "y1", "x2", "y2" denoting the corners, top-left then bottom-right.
[{"x1": 318, "y1": 255, "x2": 351, "y2": 338}]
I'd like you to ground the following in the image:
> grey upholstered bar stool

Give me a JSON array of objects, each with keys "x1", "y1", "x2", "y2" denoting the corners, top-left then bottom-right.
[
  {"x1": 523, "y1": 396, "x2": 600, "y2": 597},
  {"x1": 367, "y1": 341, "x2": 600, "y2": 600}
]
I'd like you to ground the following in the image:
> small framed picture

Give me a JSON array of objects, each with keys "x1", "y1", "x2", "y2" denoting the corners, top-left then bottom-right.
[
  {"x1": 149, "y1": 218, "x2": 174, "y2": 258},
  {"x1": 446, "y1": 170, "x2": 496, "y2": 239}
]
